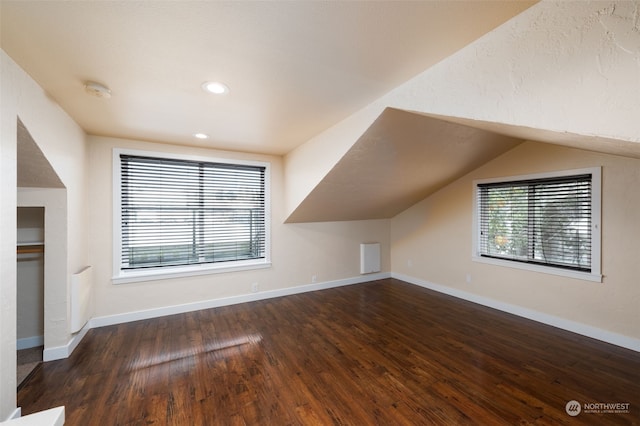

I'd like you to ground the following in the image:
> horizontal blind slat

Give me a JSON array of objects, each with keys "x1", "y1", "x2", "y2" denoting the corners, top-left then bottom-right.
[
  {"x1": 121, "y1": 154, "x2": 266, "y2": 269},
  {"x1": 478, "y1": 173, "x2": 592, "y2": 272}
]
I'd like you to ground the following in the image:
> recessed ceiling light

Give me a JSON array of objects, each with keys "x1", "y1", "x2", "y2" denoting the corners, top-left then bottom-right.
[
  {"x1": 193, "y1": 133, "x2": 209, "y2": 139},
  {"x1": 202, "y1": 81, "x2": 229, "y2": 95},
  {"x1": 84, "y1": 81, "x2": 111, "y2": 98}
]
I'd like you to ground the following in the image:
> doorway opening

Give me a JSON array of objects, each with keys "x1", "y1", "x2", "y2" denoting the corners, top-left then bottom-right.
[
  {"x1": 16, "y1": 207, "x2": 44, "y2": 387},
  {"x1": 16, "y1": 117, "x2": 67, "y2": 388}
]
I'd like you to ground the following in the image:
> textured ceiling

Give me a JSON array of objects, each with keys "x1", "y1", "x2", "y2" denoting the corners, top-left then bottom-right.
[
  {"x1": 416, "y1": 112, "x2": 640, "y2": 160},
  {"x1": 1, "y1": 1, "x2": 535, "y2": 155}
]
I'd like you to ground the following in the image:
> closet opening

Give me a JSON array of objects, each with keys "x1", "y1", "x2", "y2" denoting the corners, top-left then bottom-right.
[{"x1": 16, "y1": 206, "x2": 45, "y2": 387}]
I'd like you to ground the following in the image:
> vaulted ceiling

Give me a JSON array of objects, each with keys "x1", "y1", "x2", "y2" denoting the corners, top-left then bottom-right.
[
  {"x1": 2, "y1": 1, "x2": 541, "y2": 221},
  {"x1": 1, "y1": 1, "x2": 535, "y2": 155}
]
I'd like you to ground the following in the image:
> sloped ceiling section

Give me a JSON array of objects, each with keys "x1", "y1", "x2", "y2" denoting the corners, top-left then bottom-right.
[
  {"x1": 416, "y1": 112, "x2": 640, "y2": 160},
  {"x1": 285, "y1": 109, "x2": 523, "y2": 223},
  {"x1": 17, "y1": 119, "x2": 65, "y2": 188},
  {"x1": 284, "y1": 1, "x2": 640, "y2": 224}
]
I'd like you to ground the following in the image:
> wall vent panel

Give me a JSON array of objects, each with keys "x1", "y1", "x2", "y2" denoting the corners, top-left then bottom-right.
[
  {"x1": 360, "y1": 243, "x2": 381, "y2": 274},
  {"x1": 70, "y1": 266, "x2": 93, "y2": 333}
]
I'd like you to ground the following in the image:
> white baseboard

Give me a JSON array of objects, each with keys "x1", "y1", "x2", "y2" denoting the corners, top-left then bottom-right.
[
  {"x1": 45, "y1": 273, "x2": 389, "y2": 361},
  {"x1": 43, "y1": 321, "x2": 91, "y2": 362},
  {"x1": 2, "y1": 407, "x2": 64, "y2": 425},
  {"x1": 392, "y1": 272, "x2": 640, "y2": 353},
  {"x1": 37, "y1": 270, "x2": 639, "y2": 361},
  {"x1": 16, "y1": 335, "x2": 43, "y2": 350},
  {"x1": 90, "y1": 272, "x2": 391, "y2": 329},
  {"x1": 5, "y1": 407, "x2": 21, "y2": 421}
]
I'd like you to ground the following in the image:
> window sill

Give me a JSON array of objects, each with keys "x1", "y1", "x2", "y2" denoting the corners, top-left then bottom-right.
[
  {"x1": 112, "y1": 259, "x2": 272, "y2": 284},
  {"x1": 472, "y1": 256, "x2": 602, "y2": 283}
]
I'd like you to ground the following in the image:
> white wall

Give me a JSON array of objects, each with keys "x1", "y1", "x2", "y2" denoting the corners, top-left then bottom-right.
[
  {"x1": 0, "y1": 49, "x2": 87, "y2": 420},
  {"x1": 284, "y1": 0, "x2": 640, "y2": 218},
  {"x1": 87, "y1": 135, "x2": 390, "y2": 319},
  {"x1": 0, "y1": 51, "x2": 20, "y2": 423},
  {"x1": 1, "y1": 1, "x2": 638, "y2": 419},
  {"x1": 391, "y1": 141, "x2": 640, "y2": 347}
]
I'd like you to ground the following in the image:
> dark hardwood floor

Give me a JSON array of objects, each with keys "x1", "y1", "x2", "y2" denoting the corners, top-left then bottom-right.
[{"x1": 18, "y1": 279, "x2": 640, "y2": 425}]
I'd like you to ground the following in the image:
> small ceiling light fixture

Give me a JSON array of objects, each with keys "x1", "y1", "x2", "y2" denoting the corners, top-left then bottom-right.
[
  {"x1": 202, "y1": 81, "x2": 229, "y2": 95},
  {"x1": 193, "y1": 133, "x2": 209, "y2": 140},
  {"x1": 84, "y1": 81, "x2": 112, "y2": 99}
]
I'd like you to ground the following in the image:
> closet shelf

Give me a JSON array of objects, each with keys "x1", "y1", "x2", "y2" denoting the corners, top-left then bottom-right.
[{"x1": 17, "y1": 243, "x2": 44, "y2": 254}]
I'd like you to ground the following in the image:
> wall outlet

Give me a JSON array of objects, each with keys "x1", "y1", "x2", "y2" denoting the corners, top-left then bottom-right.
[
  {"x1": 466, "y1": 274, "x2": 472, "y2": 284},
  {"x1": 251, "y1": 282, "x2": 259, "y2": 293},
  {"x1": 312, "y1": 275, "x2": 317, "y2": 283},
  {"x1": 408, "y1": 259, "x2": 413, "y2": 267}
]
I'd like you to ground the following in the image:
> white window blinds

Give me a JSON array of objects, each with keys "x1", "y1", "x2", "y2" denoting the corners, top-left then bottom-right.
[
  {"x1": 477, "y1": 174, "x2": 592, "y2": 272},
  {"x1": 120, "y1": 154, "x2": 266, "y2": 270}
]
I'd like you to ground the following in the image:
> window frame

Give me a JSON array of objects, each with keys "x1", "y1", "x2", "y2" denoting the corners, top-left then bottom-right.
[
  {"x1": 472, "y1": 167, "x2": 602, "y2": 282},
  {"x1": 112, "y1": 148, "x2": 271, "y2": 284}
]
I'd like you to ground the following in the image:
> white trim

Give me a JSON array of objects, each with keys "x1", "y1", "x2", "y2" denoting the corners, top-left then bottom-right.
[
  {"x1": 112, "y1": 148, "x2": 272, "y2": 283},
  {"x1": 41, "y1": 273, "x2": 389, "y2": 360},
  {"x1": 471, "y1": 256, "x2": 602, "y2": 282},
  {"x1": 2, "y1": 407, "x2": 65, "y2": 425},
  {"x1": 113, "y1": 149, "x2": 123, "y2": 279},
  {"x1": 92, "y1": 272, "x2": 391, "y2": 328},
  {"x1": 5, "y1": 407, "x2": 21, "y2": 421},
  {"x1": 113, "y1": 260, "x2": 272, "y2": 285},
  {"x1": 42, "y1": 322, "x2": 91, "y2": 362},
  {"x1": 16, "y1": 335, "x2": 43, "y2": 350},
  {"x1": 42, "y1": 346, "x2": 68, "y2": 363},
  {"x1": 473, "y1": 167, "x2": 600, "y2": 187},
  {"x1": 472, "y1": 167, "x2": 602, "y2": 282},
  {"x1": 392, "y1": 272, "x2": 640, "y2": 353},
  {"x1": 590, "y1": 167, "x2": 602, "y2": 276},
  {"x1": 36, "y1": 271, "x2": 639, "y2": 365}
]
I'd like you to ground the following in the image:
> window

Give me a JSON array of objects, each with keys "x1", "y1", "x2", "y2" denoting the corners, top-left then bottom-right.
[
  {"x1": 113, "y1": 150, "x2": 270, "y2": 283},
  {"x1": 473, "y1": 168, "x2": 601, "y2": 282}
]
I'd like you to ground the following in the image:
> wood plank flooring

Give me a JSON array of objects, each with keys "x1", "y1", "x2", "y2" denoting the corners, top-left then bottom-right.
[{"x1": 18, "y1": 279, "x2": 640, "y2": 425}]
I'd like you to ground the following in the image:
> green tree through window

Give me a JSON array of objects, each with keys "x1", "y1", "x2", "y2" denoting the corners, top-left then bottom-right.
[{"x1": 478, "y1": 174, "x2": 592, "y2": 272}]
